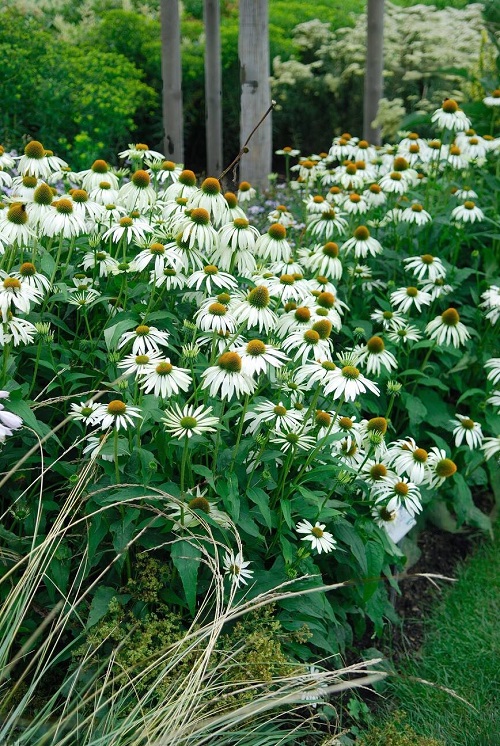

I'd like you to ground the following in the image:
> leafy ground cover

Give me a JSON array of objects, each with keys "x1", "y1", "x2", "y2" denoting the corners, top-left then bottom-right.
[
  {"x1": 369, "y1": 527, "x2": 500, "y2": 746},
  {"x1": 0, "y1": 96, "x2": 499, "y2": 743}
]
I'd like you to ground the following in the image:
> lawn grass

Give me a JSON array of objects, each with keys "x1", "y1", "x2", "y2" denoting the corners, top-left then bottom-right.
[{"x1": 382, "y1": 530, "x2": 500, "y2": 746}]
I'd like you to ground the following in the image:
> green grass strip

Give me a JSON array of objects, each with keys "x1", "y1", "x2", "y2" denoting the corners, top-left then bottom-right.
[{"x1": 384, "y1": 531, "x2": 500, "y2": 746}]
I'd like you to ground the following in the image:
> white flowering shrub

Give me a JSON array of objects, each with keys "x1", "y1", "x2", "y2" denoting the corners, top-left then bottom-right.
[
  {"x1": 272, "y1": 2, "x2": 499, "y2": 149},
  {"x1": 0, "y1": 100, "x2": 499, "y2": 737}
]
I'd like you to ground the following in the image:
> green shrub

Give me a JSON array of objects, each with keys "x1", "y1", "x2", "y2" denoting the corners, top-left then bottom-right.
[{"x1": 358, "y1": 711, "x2": 445, "y2": 746}]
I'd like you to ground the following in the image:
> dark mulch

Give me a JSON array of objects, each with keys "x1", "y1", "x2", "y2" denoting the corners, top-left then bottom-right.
[{"x1": 384, "y1": 528, "x2": 475, "y2": 662}]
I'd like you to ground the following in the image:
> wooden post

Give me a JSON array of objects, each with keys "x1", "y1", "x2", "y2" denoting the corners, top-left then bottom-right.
[
  {"x1": 204, "y1": 0, "x2": 223, "y2": 177},
  {"x1": 160, "y1": 0, "x2": 184, "y2": 163},
  {"x1": 238, "y1": 0, "x2": 272, "y2": 191},
  {"x1": 363, "y1": 0, "x2": 385, "y2": 145}
]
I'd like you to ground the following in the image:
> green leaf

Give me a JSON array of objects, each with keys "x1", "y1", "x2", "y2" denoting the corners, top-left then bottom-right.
[
  {"x1": 191, "y1": 464, "x2": 216, "y2": 490},
  {"x1": 334, "y1": 522, "x2": 368, "y2": 574},
  {"x1": 104, "y1": 318, "x2": 138, "y2": 350},
  {"x1": 109, "y1": 509, "x2": 140, "y2": 568},
  {"x1": 171, "y1": 540, "x2": 201, "y2": 616},
  {"x1": 217, "y1": 473, "x2": 240, "y2": 520},
  {"x1": 401, "y1": 392, "x2": 427, "y2": 429},
  {"x1": 247, "y1": 487, "x2": 272, "y2": 530},
  {"x1": 280, "y1": 498, "x2": 293, "y2": 529},
  {"x1": 87, "y1": 586, "x2": 117, "y2": 628}
]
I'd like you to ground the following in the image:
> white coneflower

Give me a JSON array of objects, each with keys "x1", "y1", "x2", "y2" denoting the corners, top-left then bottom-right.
[
  {"x1": 0, "y1": 203, "x2": 35, "y2": 246},
  {"x1": 98, "y1": 203, "x2": 127, "y2": 226},
  {"x1": 234, "y1": 339, "x2": 289, "y2": 377},
  {"x1": 0, "y1": 169, "x2": 12, "y2": 188},
  {"x1": 271, "y1": 424, "x2": 316, "y2": 454},
  {"x1": 223, "y1": 551, "x2": 253, "y2": 588},
  {"x1": 263, "y1": 273, "x2": 310, "y2": 304},
  {"x1": 15, "y1": 141, "x2": 52, "y2": 179},
  {"x1": 67, "y1": 288, "x2": 101, "y2": 307},
  {"x1": 68, "y1": 188, "x2": 102, "y2": 225},
  {"x1": 425, "y1": 447, "x2": 457, "y2": 488},
  {"x1": 328, "y1": 136, "x2": 355, "y2": 161},
  {"x1": 0, "y1": 145, "x2": 15, "y2": 170},
  {"x1": 386, "y1": 437, "x2": 428, "y2": 484},
  {"x1": 294, "y1": 359, "x2": 337, "y2": 391},
  {"x1": 267, "y1": 204, "x2": 295, "y2": 227},
  {"x1": 163, "y1": 169, "x2": 198, "y2": 201},
  {"x1": 481, "y1": 436, "x2": 500, "y2": 461},
  {"x1": 131, "y1": 241, "x2": 169, "y2": 275},
  {"x1": 12, "y1": 262, "x2": 51, "y2": 295},
  {"x1": 282, "y1": 328, "x2": 332, "y2": 366},
  {"x1": 378, "y1": 171, "x2": 408, "y2": 194},
  {"x1": 93, "y1": 400, "x2": 142, "y2": 432},
  {"x1": 195, "y1": 300, "x2": 237, "y2": 334},
  {"x1": 117, "y1": 169, "x2": 157, "y2": 211},
  {"x1": 216, "y1": 217, "x2": 259, "y2": 258},
  {"x1": 138, "y1": 358, "x2": 191, "y2": 398},
  {"x1": 363, "y1": 183, "x2": 387, "y2": 209},
  {"x1": 485, "y1": 358, "x2": 500, "y2": 387},
  {"x1": 26, "y1": 182, "x2": 56, "y2": 227},
  {"x1": 372, "y1": 476, "x2": 422, "y2": 517},
  {"x1": 486, "y1": 391, "x2": 500, "y2": 410},
  {"x1": 186, "y1": 177, "x2": 229, "y2": 228},
  {"x1": 336, "y1": 162, "x2": 366, "y2": 190},
  {"x1": 201, "y1": 351, "x2": 256, "y2": 400},
  {"x1": 187, "y1": 264, "x2": 238, "y2": 295},
  {"x1": 483, "y1": 89, "x2": 500, "y2": 107},
  {"x1": 162, "y1": 403, "x2": 218, "y2": 439},
  {"x1": 420, "y1": 277, "x2": 454, "y2": 301},
  {"x1": 89, "y1": 180, "x2": 120, "y2": 205},
  {"x1": 431, "y1": 99, "x2": 471, "y2": 131},
  {"x1": 41, "y1": 198, "x2": 87, "y2": 238},
  {"x1": 370, "y1": 308, "x2": 407, "y2": 331},
  {"x1": 0, "y1": 274, "x2": 42, "y2": 317},
  {"x1": 0, "y1": 391, "x2": 23, "y2": 441},
  {"x1": 174, "y1": 207, "x2": 218, "y2": 253},
  {"x1": 233, "y1": 285, "x2": 277, "y2": 334},
  {"x1": 451, "y1": 200, "x2": 484, "y2": 223},
  {"x1": 326, "y1": 185, "x2": 345, "y2": 205},
  {"x1": 425, "y1": 307, "x2": 470, "y2": 347},
  {"x1": 255, "y1": 223, "x2": 292, "y2": 263},
  {"x1": 80, "y1": 159, "x2": 119, "y2": 191},
  {"x1": 387, "y1": 324, "x2": 422, "y2": 345},
  {"x1": 237, "y1": 180, "x2": 256, "y2": 202},
  {"x1": 479, "y1": 285, "x2": 500, "y2": 325},
  {"x1": 304, "y1": 195, "x2": 332, "y2": 215},
  {"x1": 151, "y1": 265, "x2": 183, "y2": 291},
  {"x1": 307, "y1": 242, "x2": 343, "y2": 280},
  {"x1": 0, "y1": 314, "x2": 37, "y2": 346},
  {"x1": 296, "y1": 519, "x2": 336, "y2": 554},
  {"x1": 102, "y1": 214, "x2": 153, "y2": 244},
  {"x1": 452, "y1": 414, "x2": 483, "y2": 449},
  {"x1": 453, "y1": 186, "x2": 478, "y2": 201},
  {"x1": 275, "y1": 146, "x2": 300, "y2": 157},
  {"x1": 10, "y1": 173, "x2": 40, "y2": 202},
  {"x1": 119, "y1": 143, "x2": 164, "y2": 162},
  {"x1": 167, "y1": 492, "x2": 231, "y2": 531},
  {"x1": 81, "y1": 250, "x2": 119, "y2": 277},
  {"x1": 151, "y1": 159, "x2": 183, "y2": 186},
  {"x1": 291, "y1": 158, "x2": 320, "y2": 183},
  {"x1": 404, "y1": 254, "x2": 446, "y2": 282},
  {"x1": 400, "y1": 203, "x2": 432, "y2": 226},
  {"x1": 68, "y1": 401, "x2": 102, "y2": 425},
  {"x1": 222, "y1": 191, "x2": 246, "y2": 221},
  {"x1": 330, "y1": 413, "x2": 363, "y2": 450},
  {"x1": 361, "y1": 459, "x2": 396, "y2": 489},
  {"x1": 117, "y1": 351, "x2": 163, "y2": 378},
  {"x1": 306, "y1": 209, "x2": 348, "y2": 240},
  {"x1": 118, "y1": 324, "x2": 170, "y2": 355},
  {"x1": 343, "y1": 193, "x2": 369, "y2": 215},
  {"x1": 244, "y1": 399, "x2": 303, "y2": 435},
  {"x1": 355, "y1": 335, "x2": 398, "y2": 376},
  {"x1": 341, "y1": 225, "x2": 383, "y2": 259},
  {"x1": 390, "y1": 285, "x2": 432, "y2": 314},
  {"x1": 323, "y1": 362, "x2": 380, "y2": 401}
]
